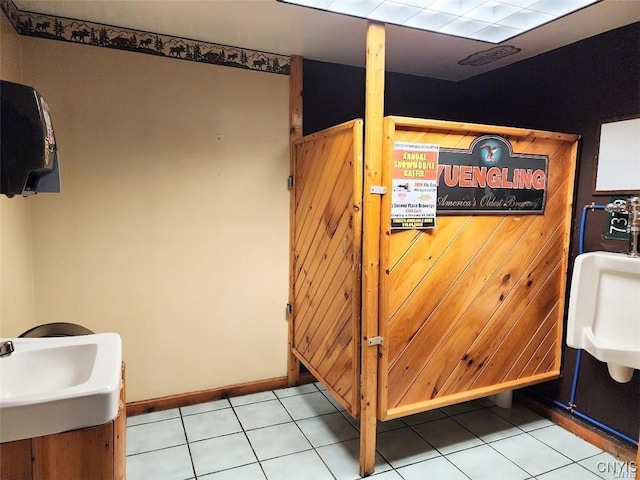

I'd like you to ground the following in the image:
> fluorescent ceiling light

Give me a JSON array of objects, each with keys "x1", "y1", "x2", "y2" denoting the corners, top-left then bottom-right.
[{"x1": 279, "y1": 0, "x2": 600, "y2": 43}]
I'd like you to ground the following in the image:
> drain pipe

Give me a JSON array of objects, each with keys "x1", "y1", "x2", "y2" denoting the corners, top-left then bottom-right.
[{"x1": 527, "y1": 203, "x2": 638, "y2": 448}]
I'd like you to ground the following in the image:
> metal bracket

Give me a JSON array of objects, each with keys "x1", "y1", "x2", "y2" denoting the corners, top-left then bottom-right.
[
  {"x1": 369, "y1": 185, "x2": 387, "y2": 195},
  {"x1": 287, "y1": 175, "x2": 294, "y2": 189},
  {"x1": 286, "y1": 303, "x2": 293, "y2": 316},
  {"x1": 367, "y1": 336, "x2": 384, "y2": 346}
]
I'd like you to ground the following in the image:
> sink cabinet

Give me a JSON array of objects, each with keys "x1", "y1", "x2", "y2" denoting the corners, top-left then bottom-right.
[{"x1": 0, "y1": 364, "x2": 126, "y2": 480}]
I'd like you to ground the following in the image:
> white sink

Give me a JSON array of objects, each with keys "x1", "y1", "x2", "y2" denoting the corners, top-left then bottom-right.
[{"x1": 0, "y1": 333, "x2": 122, "y2": 443}]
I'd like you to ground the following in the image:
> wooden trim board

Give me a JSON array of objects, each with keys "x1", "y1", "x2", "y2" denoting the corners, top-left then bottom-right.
[
  {"x1": 288, "y1": 54, "x2": 304, "y2": 386},
  {"x1": 126, "y1": 373, "x2": 316, "y2": 416},
  {"x1": 516, "y1": 392, "x2": 637, "y2": 463}
]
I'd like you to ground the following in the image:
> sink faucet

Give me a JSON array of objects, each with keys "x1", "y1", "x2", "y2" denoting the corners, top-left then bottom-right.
[
  {"x1": 0, "y1": 340, "x2": 14, "y2": 357},
  {"x1": 605, "y1": 196, "x2": 640, "y2": 257}
]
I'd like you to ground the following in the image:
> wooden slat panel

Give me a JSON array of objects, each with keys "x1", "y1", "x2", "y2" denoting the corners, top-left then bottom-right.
[
  {"x1": 293, "y1": 181, "x2": 353, "y2": 341},
  {"x1": 294, "y1": 135, "x2": 352, "y2": 264},
  {"x1": 434, "y1": 263, "x2": 563, "y2": 397},
  {"x1": 398, "y1": 177, "x2": 571, "y2": 401},
  {"x1": 378, "y1": 118, "x2": 577, "y2": 419},
  {"x1": 485, "y1": 302, "x2": 561, "y2": 385},
  {"x1": 291, "y1": 120, "x2": 363, "y2": 417}
]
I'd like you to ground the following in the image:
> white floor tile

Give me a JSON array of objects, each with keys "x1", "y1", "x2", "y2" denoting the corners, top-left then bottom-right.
[
  {"x1": 441, "y1": 400, "x2": 486, "y2": 416},
  {"x1": 377, "y1": 418, "x2": 408, "y2": 433},
  {"x1": 126, "y1": 408, "x2": 180, "y2": 426},
  {"x1": 536, "y1": 462, "x2": 604, "y2": 480},
  {"x1": 446, "y1": 444, "x2": 529, "y2": 480},
  {"x1": 246, "y1": 422, "x2": 312, "y2": 460},
  {"x1": 261, "y1": 450, "x2": 334, "y2": 480},
  {"x1": 126, "y1": 418, "x2": 186, "y2": 455},
  {"x1": 452, "y1": 409, "x2": 523, "y2": 443},
  {"x1": 190, "y1": 432, "x2": 257, "y2": 476},
  {"x1": 230, "y1": 391, "x2": 277, "y2": 406},
  {"x1": 181, "y1": 398, "x2": 230, "y2": 416},
  {"x1": 123, "y1": 387, "x2": 625, "y2": 480},
  {"x1": 368, "y1": 470, "x2": 404, "y2": 479},
  {"x1": 489, "y1": 404, "x2": 554, "y2": 432},
  {"x1": 490, "y1": 433, "x2": 572, "y2": 476},
  {"x1": 183, "y1": 408, "x2": 242, "y2": 442},
  {"x1": 322, "y1": 389, "x2": 347, "y2": 411},
  {"x1": 397, "y1": 456, "x2": 469, "y2": 480},
  {"x1": 317, "y1": 438, "x2": 392, "y2": 480},
  {"x1": 412, "y1": 417, "x2": 484, "y2": 455},
  {"x1": 376, "y1": 426, "x2": 440, "y2": 468},
  {"x1": 297, "y1": 411, "x2": 359, "y2": 447},
  {"x1": 280, "y1": 391, "x2": 339, "y2": 420},
  {"x1": 274, "y1": 383, "x2": 318, "y2": 398},
  {"x1": 403, "y1": 409, "x2": 447, "y2": 426},
  {"x1": 529, "y1": 425, "x2": 602, "y2": 461},
  {"x1": 198, "y1": 463, "x2": 266, "y2": 480},
  {"x1": 234, "y1": 399, "x2": 292, "y2": 430},
  {"x1": 126, "y1": 444, "x2": 193, "y2": 480},
  {"x1": 578, "y1": 452, "x2": 636, "y2": 480}
]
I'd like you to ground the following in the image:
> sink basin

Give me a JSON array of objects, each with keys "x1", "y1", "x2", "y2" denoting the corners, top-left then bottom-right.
[{"x1": 0, "y1": 333, "x2": 122, "y2": 443}]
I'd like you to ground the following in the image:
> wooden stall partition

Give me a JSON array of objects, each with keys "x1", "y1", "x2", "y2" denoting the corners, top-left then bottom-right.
[
  {"x1": 378, "y1": 116, "x2": 578, "y2": 420},
  {"x1": 290, "y1": 119, "x2": 364, "y2": 417}
]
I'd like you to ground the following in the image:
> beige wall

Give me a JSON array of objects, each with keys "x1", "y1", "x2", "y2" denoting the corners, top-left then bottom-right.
[
  {"x1": 0, "y1": 14, "x2": 36, "y2": 337},
  {"x1": 8, "y1": 32, "x2": 290, "y2": 401}
]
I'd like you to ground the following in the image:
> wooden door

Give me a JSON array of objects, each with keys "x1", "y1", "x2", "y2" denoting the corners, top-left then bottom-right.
[
  {"x1": 290, "y1": 120, "x2": 364, "y2": 416},
  {"x1": 378, "y1": 117, "x2": 578, "y2": 419}
]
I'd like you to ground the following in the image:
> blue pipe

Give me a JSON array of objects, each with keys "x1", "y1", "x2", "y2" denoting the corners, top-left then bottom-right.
[
  {"x1": 532, "y1": 203, "x2": 638, "y2": 448},
  {"x1": 528, "y1": 393, "x2": 639, "y2": 447},
  {"x1": 571, "y1": 409, "x2": 639, "y2": 446},
  {"x1": 578, "y1": 204, "x2": 605, "y2": 255},
  {"x1": 568, "y1": 348, "x2": 582, "y2": 406},
  {"x1": 572, "y1": 205, "x2": 606, "y2": 406}
]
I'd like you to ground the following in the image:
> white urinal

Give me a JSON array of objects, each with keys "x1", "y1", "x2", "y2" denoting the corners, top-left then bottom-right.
[{"x1": 566, "y1": 251, "x2": 640, "y2": 383}]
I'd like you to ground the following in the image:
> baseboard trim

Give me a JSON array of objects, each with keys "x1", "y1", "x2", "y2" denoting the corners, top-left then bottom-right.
[
  {"x1": 127, "y1": 372, "x2": 316, "y2": 417},
  {"x1": 515, "y1": 392, "x2": 637, "y2": 463}
]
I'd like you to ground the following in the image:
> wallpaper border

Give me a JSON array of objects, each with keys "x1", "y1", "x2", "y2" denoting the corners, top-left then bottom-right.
[{"x1": 1, "y1": 0, "x2": 291, "y2": 76}]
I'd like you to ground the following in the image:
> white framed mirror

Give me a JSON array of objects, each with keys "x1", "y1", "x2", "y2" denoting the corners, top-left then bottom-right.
[{"x1": 594, "y1": 115, "x2": 640, "y2": 194}]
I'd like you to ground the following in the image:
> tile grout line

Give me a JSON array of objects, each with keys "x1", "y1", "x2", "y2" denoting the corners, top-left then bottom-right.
[
  {"x1": 126, "y1": 389, "x2": 617, "y2": 480},
  {"x1": 178, "y1": 407, "x2": 198, "y2": 480},
  {"x1": 273, "y1": 383, "x2": 339, "y2": 480},
  {"x1": 227, "y1": 394, "x2": 272, "y2": 480}
]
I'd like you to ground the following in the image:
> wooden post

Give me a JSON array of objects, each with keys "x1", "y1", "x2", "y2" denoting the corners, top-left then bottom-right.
[
  {"x1": 288, "y1": 55, "x2": 303, "y2": 386},
  {"x1": 360, "y1": 21, "x2": 385, "y2": 477}
]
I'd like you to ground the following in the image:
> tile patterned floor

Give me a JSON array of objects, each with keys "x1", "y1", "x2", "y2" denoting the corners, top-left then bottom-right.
[{"x1": 126, "y1": 383, "x2": 634, "y2": 480}]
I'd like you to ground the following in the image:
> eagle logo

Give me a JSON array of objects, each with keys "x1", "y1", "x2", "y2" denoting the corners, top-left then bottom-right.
[{"x1": 480, "y1": 144, "x2": 500, "y2": 163}]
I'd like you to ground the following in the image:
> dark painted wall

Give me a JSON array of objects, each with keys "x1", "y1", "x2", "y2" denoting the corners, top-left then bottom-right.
[
  {"x1": 303, "y1": 60, "x2": 456, "y2": 135},
  {"x1": 303, "y1": 22, "x2": 640, "y2": 442},
  {"x1": 458, "y1": 22, "x2": 640, "y2": 443}
]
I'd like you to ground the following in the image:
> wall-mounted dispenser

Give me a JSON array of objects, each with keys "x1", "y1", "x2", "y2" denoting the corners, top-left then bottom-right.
[{"x1": 1, "y1": 80, "x2": 61, "y2": 197}]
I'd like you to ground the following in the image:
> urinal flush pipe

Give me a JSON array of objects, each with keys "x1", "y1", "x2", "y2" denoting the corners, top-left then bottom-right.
[
  {"x1": 605, "y1": 196, "x2": 640, "y2": 257},
  {"x1": 579, "y1": 203, "x2": 605, "y2": 255}
]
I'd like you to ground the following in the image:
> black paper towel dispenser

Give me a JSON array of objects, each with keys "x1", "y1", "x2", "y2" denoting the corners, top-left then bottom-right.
[{"x1": 1, "y1": 80, "x2": 61, "y2": 197}]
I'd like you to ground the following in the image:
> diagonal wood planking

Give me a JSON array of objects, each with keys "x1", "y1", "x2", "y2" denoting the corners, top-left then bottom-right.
[
  {"x1": 378, "y1": 120, "x2": 577, "y2": 418},
  {"x1": 291, "y1": 120, "x2": 363, "y2": 416}
]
